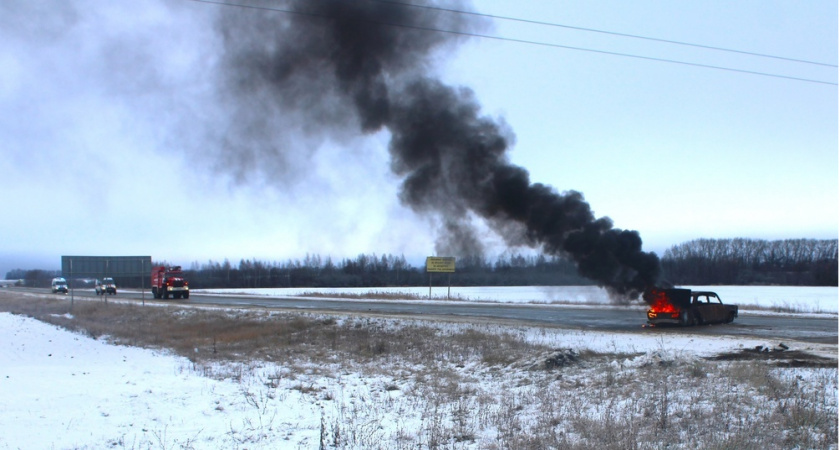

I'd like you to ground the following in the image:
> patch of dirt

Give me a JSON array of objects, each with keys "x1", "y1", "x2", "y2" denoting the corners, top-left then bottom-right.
[
  {"x1": 708, "y1": 344, "x2": 837, "y2": 368},
  {"x1": 511, "y1": 348, "x2": 579, "y2": 371}
]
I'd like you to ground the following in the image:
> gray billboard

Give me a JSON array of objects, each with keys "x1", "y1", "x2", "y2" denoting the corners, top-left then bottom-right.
[{"x1": 61, "y1": 256, "x2": 152, "y2": 278}]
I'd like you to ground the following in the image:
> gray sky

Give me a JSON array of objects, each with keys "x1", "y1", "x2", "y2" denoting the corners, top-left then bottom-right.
[{"x1": 1, "y1": 0, "x2": 836, "y2": 276}]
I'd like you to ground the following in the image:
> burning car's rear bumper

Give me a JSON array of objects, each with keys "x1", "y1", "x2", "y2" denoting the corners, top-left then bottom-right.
[{"x1": 647, "y1": 310, "x2": 681, "y2": 325}]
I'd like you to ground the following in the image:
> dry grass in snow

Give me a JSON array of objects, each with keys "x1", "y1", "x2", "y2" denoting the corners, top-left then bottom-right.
[{"x1": 0, "y1": 291, "x2": 836, "y2": 449}]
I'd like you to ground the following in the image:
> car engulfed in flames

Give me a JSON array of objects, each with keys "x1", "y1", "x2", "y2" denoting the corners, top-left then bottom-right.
[
  {"x1": 645, "y1": 287, "x2": 738, "y2": 327},
  {"x1": 646, "y1": 288, "x2": 682, "y2": 323}
]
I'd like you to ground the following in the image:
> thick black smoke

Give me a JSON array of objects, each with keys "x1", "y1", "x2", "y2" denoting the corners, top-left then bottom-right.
[{"x1": 216, "y1": 0, "x2": 661, "y2": 299}]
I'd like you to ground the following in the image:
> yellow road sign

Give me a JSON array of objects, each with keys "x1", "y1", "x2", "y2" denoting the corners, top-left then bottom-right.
[{"x1": 426, "y1": 256, "x2": 456, "y2": 273}]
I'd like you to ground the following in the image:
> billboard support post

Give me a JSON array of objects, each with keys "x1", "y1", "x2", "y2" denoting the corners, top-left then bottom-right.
[
  {"x1": 69, "y1": 258, "x2": 74, "y2": 311},
  {"x1": 104, "y1": 259, "x2": 109, "y2": 306},
  {"x1": 141, "y1": 258, "x2": 145, "y2": 306}
]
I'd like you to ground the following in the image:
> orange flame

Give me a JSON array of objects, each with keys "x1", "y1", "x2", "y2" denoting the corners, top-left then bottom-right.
[{"x1": 647, "y1": 288, "x2": 679, "y2": 314}]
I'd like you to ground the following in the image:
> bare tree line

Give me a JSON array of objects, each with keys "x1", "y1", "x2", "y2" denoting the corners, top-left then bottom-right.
[
  {"x1": 661, "y1": 238, "x2": 838, "y2": 286},
  {"x1": 7, "y1": 238, "x2": 837, "y2": 289},
  {"x1": 181, "y1": 253, "x2": 590, "y2": 289}
]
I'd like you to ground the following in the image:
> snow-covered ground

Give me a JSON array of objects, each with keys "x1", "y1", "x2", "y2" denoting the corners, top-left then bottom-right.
[
  {"x1": 1, "y1": 286, "x2": 837, "y2": 449},
  {"x1": 198, "y1": 285, "x2": 839, "y2": 313},
  {"x1": 0, "y1": 312, "x2": 326, "y2": 449}
]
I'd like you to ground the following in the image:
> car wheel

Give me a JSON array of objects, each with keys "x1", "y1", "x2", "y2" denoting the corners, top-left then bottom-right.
[{"x1": 679, "y1": 310, "x2": 693, "y2": 326}]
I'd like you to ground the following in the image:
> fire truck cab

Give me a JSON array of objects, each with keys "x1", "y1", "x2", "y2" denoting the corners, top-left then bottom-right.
[{"x1": 151, "y1": 265, "x2": 189, "y2": 299}]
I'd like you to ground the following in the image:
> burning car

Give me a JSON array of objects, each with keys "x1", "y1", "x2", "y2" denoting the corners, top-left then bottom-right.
[{"x1": 645, "y1": 288, "x2": 737, "y2": 326}]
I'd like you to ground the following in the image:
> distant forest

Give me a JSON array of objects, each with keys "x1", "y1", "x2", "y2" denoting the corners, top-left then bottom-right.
[
  {"x1": 7, "y1": 238, "x2": 838, "y2": 288},
  {"x1": 661, "y1": 238, "x2": 837, "y2": 286}
]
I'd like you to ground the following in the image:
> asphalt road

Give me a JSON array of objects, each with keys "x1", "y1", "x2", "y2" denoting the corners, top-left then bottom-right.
[{"x1": 44, "y1": 288, "x2": 838, "y2": 345}]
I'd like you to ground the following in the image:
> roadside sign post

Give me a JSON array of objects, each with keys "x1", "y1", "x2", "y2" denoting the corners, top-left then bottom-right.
[
  {"x1": 104, "y1": 259, "x2": 109, "y2": 306},
  {"x1": 69, "y1": 259, "x2": 74, "y2": 311},
  {"x1": 140, "y1": 258, "x2": 145, "y2": 306},
  {"x1": 425, "y1": 257, "x2": 456, "y2": 300}
]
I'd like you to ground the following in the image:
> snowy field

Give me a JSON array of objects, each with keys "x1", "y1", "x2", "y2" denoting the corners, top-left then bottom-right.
[
  {"x1": 198, "y1": 285, "x2": 839, "y2": 313},
  {"x1": 1, "y1": 286, "x2": 837, "y2": 449}
]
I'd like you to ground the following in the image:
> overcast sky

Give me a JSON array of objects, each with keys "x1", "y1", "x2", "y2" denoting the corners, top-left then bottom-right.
[{"x1": 1, "y1": 0, "x2": 836, "y2": 276}]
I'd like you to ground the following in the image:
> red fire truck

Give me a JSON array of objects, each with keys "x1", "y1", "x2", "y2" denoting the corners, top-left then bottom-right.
[{"x1": 151, "y1": 265, "x2": 190, "y2": 299}]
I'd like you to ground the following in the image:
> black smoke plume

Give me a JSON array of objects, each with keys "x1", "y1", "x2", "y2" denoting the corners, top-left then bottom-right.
[{"x1": 215, "y1": 0, "x2": 661, "y2": 299}]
